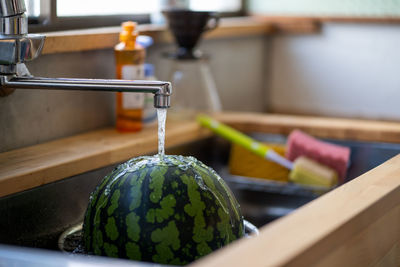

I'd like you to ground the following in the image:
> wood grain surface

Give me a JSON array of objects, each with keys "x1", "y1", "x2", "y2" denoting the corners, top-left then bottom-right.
[
  {"x1": 215, "y1": 112, "x2": 400, "y2": 143},
  {"x1": 41, "y1": 17, "x2": 319, "y2": 55},
  {"x1": 192, "y1": 153, "x2": 400, "y2": 267},
  {"x1": 0, "y1": 119, "x2": 210, "y2": 198},
  {"x1": 42, "y1": 15, "x2": 400, "y2": 56},
  {"x1": 2, "y1": 111, "x2": 400, "y2": 197}
]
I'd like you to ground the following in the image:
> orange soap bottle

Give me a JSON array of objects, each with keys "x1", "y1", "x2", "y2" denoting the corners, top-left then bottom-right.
[{"x1": 115, "y1": 21, "x2": 146, "y2": 132}]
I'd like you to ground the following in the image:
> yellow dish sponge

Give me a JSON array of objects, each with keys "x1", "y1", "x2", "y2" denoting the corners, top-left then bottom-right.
[{"x1": 229, "y1": 143, "x2": 290, "y2": 182}]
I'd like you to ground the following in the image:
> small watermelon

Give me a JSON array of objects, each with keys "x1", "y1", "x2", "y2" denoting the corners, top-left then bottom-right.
[{"x1": 83, "y1": 155, "x2": 244, "y2": 265}]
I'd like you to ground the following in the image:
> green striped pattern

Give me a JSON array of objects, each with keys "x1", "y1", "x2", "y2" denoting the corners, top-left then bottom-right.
[{"x1": 83, "y1": 155, "x2": 244, "y2": 265}]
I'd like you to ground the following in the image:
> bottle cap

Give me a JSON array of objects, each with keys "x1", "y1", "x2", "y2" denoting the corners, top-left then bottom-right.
[{"x1": 120, "y1": 21, "x2": 138, "y2": 42}]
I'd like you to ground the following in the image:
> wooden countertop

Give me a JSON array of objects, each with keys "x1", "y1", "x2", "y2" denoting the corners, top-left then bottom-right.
[
  {"x1": 0, "y1": 118, "x2": 211, "y2": 198},
  {"x1": 193, "y1": 153, "x2": 400, "y2": 267},
  {"x1": 41, "y1": 17, "x2": 320, "y2": 55},
  {"x1": 214, "y1": 112, "x2": 400, "y2": 143},
  {"x1": 2, "y1": 111, "x2": 400, "y2": 197},
  {"x1": 37, "y1": 15, "x2": 400, "y2": 55},
  {"x1": 2, "y1": 111, "x2": 400, "y2": 266}
]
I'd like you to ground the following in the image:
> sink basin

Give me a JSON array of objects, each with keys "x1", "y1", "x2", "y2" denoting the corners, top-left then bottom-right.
[{"x1": 1, "y1": 133, "x2": 399, "y2": 252}]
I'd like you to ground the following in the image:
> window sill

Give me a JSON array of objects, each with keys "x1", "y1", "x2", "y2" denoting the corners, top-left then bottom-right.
[{"x1": 40, "y1": 16, "x2": 320, "y2": 55}]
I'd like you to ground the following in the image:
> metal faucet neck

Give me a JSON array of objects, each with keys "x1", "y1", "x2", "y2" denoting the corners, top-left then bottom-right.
[
  {"x1": 0, "y1": 0, "x2": 43, "y2": 68},
  {"x1": 0, "y1": 0, "x2": 172, "y2": 108},
  {"x1": 0, "y1": 0, "x2": 26, "y2": 17},
  {"x1": 0, "y1": 0, "x2": 27, "y2": 35}
]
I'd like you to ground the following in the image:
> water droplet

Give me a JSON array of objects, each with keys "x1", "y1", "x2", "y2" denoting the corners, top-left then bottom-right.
[{"x1": 104, "y1": 188, "x2": 110, "y2": 196}]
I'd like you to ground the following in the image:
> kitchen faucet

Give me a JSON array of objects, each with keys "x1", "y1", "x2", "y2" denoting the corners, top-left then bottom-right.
[{"x1": 0, "y1": 0, "x2": 171, "y2": 108}]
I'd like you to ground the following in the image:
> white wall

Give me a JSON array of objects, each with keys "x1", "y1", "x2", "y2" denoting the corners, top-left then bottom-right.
[{"x1": 268, "y1": 23, "x2": 400, "y2": 120}]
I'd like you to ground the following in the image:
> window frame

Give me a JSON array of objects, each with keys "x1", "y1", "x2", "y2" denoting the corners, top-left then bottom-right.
[{"x1": 28, "y1": 0, "x2": 247, "y2": 33}]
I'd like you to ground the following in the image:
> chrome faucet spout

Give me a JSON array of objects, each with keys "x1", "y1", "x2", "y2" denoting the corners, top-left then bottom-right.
[
  {"x1": 2, "y1": 75, "x2": 172, "y2": 108},
  {"x1": 0, "y1": 0, "x2": 172, "y2": 108}
]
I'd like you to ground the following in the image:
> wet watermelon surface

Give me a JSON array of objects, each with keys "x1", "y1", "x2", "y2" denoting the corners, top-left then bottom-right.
[{"x1": 83, "y1": 155, "x2": 244, "y2": 265}]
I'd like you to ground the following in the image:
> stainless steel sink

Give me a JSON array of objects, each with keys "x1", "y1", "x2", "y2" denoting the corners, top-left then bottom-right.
[{"x1": 1, "y1": 133, "x2": 400, "y2": 252}]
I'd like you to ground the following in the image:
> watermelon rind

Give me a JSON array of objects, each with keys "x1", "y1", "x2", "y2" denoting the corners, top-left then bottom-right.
[{"x1": 83, "y1": 155, "x2": 244, "y2": 265}]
